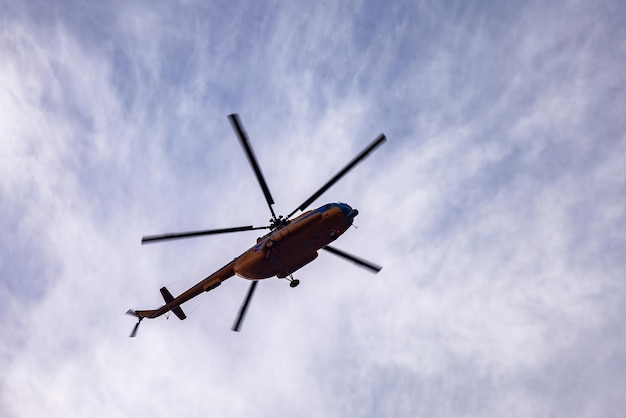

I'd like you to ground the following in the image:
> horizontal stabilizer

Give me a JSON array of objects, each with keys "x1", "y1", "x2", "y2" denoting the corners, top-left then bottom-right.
[
  {"x1": 160, "y1": 287, "x2": 187, "y2": 320},
  {"x1": 170, "y1": 305, "x2": 186, "y2": 320}
]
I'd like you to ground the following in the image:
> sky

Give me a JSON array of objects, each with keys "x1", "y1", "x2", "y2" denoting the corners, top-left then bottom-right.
[{"x1": 1, "y1": 0, "x2": 625, "y2": 417}]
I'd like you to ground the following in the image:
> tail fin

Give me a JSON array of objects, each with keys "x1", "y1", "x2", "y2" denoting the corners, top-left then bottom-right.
[
  {"x1": 134, "y1": 309, "x2": 158, "y2": 319},
  {"x1": 160, "y1": 287, "x2": 187, "y2": 320}
]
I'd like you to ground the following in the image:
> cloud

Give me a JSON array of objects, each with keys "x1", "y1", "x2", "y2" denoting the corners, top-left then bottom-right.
[{"x1": 1, "y1": 1, "x2": 625, "y2": 417}]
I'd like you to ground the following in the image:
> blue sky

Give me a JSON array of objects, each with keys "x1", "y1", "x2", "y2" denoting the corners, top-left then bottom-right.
[{"x1": 1, "y1": 0, "x2": 625, "y2": 417}]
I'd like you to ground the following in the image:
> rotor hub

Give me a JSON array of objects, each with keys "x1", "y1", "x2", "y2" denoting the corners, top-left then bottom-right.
[{"x1": 270, "y1": 215, "x2": 289, "y2": 230}]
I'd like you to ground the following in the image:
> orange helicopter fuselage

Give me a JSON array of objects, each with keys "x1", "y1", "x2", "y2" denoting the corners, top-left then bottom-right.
[{"x1": 233, "y1": 202, "x2": 358, "y2": 279}]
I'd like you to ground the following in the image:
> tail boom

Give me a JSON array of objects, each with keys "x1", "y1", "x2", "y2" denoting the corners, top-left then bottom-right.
[
  {"x1": 134, "y1": 309, "x2": 161, "y2": 319},
  {"x1": 129, "y1": 260, "x2": 236, "y2": 323}
]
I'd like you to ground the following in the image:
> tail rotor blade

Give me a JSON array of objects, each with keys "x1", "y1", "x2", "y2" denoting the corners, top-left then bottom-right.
[
  {"x1": 322, "y1": 245, "x2": 382, "y2": 273},
  {"x1": 288, "y1": 134, "x2": 386, "y2": 218},
  {"x1": 126, "y1": 309, "x2": 139, "y2": 318},
  {"x1": 129, "y1": 321, "x2": 141, "y2": 338},
  {"x1": 232, "y1": 281, "x2": 258, "y2": 332}
]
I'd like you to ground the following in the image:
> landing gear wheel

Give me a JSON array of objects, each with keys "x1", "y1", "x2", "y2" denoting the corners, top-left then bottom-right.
[{"x1": 289, "y1": 279, "x2": 300, "y2": 288}]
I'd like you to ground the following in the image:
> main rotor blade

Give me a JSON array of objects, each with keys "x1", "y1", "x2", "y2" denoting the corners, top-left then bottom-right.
[
  {"x1": 322, "y1": 245, "x2": 382, "y2": 273},
  {"x1": 141, "y1": 225, "x2": 268, "y2": 244},
  {"x1": 129, "y1": 321, "x2": 141, "y2": 338},
  {"x1": 288, "y1": 134, "x2": 386, "y2": 218},
  {"x1": 228, "y1": 114, "x2": 277, "y2": 219},
  {"x1": 232, "y1": 280, "x2": 258, "y2": 332}
]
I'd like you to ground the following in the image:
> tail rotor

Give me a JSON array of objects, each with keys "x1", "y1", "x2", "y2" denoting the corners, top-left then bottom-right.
[{"x1": 126, "y1": 309, "x2": 143, "y2": 338}]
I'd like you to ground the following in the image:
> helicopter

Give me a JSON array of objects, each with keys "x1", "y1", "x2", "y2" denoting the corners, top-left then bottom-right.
[{"x1": 127, "y1": 114, "x2": 386, "y2": 336}]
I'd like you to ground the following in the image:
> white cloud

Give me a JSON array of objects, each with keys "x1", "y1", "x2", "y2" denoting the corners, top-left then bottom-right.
[{"x1": 1, "y1": 1, "x2": 625, "y2": 417}]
